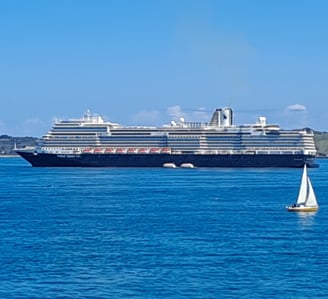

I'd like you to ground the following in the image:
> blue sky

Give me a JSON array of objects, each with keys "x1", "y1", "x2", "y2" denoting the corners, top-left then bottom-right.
[{"x1": 1, "y1": 0, "x2": 328, "y2": 136}]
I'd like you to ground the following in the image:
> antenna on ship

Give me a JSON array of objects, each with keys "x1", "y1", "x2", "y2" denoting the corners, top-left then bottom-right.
[{"x1": 227, "y1": 97, "x2": 233, "y2": 108}]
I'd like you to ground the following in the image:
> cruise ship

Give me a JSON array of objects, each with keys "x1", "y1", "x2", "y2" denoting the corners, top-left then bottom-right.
[{"x1": 16, "y1": 107, "x2": 318, "y2": 168}]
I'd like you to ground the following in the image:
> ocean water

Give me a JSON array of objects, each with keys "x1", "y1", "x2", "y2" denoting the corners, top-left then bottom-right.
[{"x1": 0, "y1": 158, "x2": 328, "y2": 298}]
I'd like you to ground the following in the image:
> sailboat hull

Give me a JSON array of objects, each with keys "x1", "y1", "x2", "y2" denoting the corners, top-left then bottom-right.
[{"x1": 286, "y1": 206, "x2": 318, "y2": 212}]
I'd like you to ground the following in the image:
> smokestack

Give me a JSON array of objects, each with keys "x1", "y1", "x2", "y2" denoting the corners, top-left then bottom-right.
[
  {"x1": 222, "y1": 108, "x2": 233, "y2": 126},
  {"x1": 209, "y1": 108, "x2": 222, "y2": 127}
]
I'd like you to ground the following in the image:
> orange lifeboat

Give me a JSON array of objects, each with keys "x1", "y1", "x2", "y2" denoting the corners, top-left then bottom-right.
[
  {"x1": 94, "y1": 148, "x2": 105, "y2": 153},
  {"x1": 161, "y1": 147, "x2": 171, "y2": 154},
  {"x1": 105, "y1": 148, "x2": 115, "y2": 153},
  {"x1": 82, "y1": 148, "x2": 93, "y2": 153},
  {"x1": 116, "y1": 148, "x2": 127, "y2": 154},
  {"x1": 150, "y1": 147, "x2": 161, "y2": 154},
  {"x1": 127, "y1": 148, "x2": 138, "y2": 154},
  {"x1": 138, "y1": 148, "x2": 149, "y2": 154}
]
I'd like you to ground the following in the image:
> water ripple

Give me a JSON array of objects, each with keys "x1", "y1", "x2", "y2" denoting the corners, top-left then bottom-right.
[{"x1": 0, "y1": 158, "x2": 328, "y2": 298}]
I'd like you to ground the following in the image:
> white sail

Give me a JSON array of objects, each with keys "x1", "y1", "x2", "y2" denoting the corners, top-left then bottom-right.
[
  {"x1": 296, "y1": 164, "x2": 308, "y2": 205},
  {"x1": 305, "y1": 177, "x2": 318, "y2": 207},
  {"x1": 295, "y1": 164, "x2": 318, "y2": 207},
  {"x1": 287, "y1": 164, "x2": 318, "y2": 212}
]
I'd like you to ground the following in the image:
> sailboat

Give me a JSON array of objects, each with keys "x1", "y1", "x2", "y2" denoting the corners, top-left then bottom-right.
[{"x1": 286, "y1": 164, "x2": 319, "y2": 212}]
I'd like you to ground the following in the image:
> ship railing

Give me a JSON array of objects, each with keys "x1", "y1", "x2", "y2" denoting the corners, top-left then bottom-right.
[
  {"x1": 245, "y1": 146, "x2": 304, "y2": 150},
  {"x1": 190, "y1": 149, "x2": 307, "y2": 155},
  {"x1": 303, "y1": 150, "x2": 317, "y2": 156},
  {"x1": 253, "y1": 150, "x2": 305, "y2": 155},
  {"x1": 40, "y1": 147, "x2": 308, "y2": 156},
  {"x1": 40, "y1": 147, "x2": 82, "y2": 154}
]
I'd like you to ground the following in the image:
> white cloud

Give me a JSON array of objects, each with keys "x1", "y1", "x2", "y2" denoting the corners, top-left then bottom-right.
[
  {"x1": 133, "y1": 110, "x2": 161, "y2": 125},
  {"x1": 131, "y1": 106, "x2": 222, "y2": 126},
  {"x1": 166, "y1": 105, "x2": 211, "y2": 122},
  {"x1": 286, "y1": 104, "x2": 307, "y2": 112},
  {"x1": 282, "y1": 105, "x2": 309, "y2": 129},
  {"x1": 167, "y1": 105, "x2": 186, "y2": 120}
]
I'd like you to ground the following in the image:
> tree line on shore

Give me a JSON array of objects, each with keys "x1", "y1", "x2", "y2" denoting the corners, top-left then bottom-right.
[
  {"x1": 0, "y1": 135, "x2": 38, "y2": 155},
  {"x1": 314, "y1": 131, "x2": 328, "y2": 156},
  {"x1": 1, "y1": 132, "x2": 328, "y2": 156}
]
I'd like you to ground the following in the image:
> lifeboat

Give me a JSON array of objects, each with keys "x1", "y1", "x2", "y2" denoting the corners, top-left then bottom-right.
[
  {"x1": 127, "y1": 148, "x2": 138, "y2": 154},
  {"x1": 138, "y1": 148, "x2": 149, "y2": 154},
  {"x1": 116, "y1": 148, "x2": 127, "y2": 154},
  {"x1": 94, "y1": 148, "x2": 105, "y2": 153},
  {"x1": 105, "y1": 148, "x2": 116, "y2": 153},
  {"x1": 162, "y1": 163, "x2": 177, "y2": 168},
  {"x1": 82, "y1": 148, "x2": 93, "y2": 153},
  {"x1": 150, "y1": 147, "x2": 161, "y2": 154},
  {"x1": 161, "y1": 147, "x2": 171, "y2": 154},
  {"x1": 180, "y1": 163, "x2": 195, "y2": 168}
]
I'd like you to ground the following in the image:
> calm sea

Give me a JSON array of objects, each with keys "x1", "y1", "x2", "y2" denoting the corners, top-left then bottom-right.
[{"x1": 0, "y1": 157, "x2": 328, "y2": 298}]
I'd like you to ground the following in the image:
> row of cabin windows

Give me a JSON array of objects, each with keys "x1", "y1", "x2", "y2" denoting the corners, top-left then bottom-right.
[
  {"x1": 47, "y1": 133, "x2": 310, "y2": 141},
  {"x1": 43, "y1": 139, "x2": 308, "y2": 148}
]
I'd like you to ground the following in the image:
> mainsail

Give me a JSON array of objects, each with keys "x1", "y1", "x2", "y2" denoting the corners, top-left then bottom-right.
[{"x1": 296, "y1": 164, "x2": 318, "y2": 207}]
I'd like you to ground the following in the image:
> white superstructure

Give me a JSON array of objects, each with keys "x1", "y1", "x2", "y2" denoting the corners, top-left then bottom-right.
[{"x1": 36, "y1": 107, "x2": 317, "y2": 157}]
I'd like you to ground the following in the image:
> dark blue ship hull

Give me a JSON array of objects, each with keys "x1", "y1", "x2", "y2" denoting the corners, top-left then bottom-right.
[{"x1": 17, "y1": 151, "x2": 318, "y2": 168}]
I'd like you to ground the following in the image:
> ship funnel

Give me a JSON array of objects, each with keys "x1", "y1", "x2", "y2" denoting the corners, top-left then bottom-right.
[
  {"x1": 209, "y1": 109, "x2": 222, "y2": 126},
  {"x1": 209, "y1": 108, "x2": 233, "y2": 127},
  {"x1": 222, "y1": 108, "x2": 233, "y2": 126}
]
